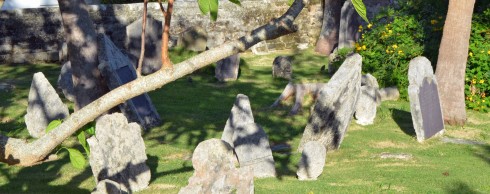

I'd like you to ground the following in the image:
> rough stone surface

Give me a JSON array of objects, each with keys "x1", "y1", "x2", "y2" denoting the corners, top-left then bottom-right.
[
  {"x1": 24, "y1": 72, "x2": 69, "y2": 138},
  {"x1": 87, "y1": 113, "x2": 151, "y2": 192},
  {"x1": 361, "y1": 73, "x2": 379, "y2": 89},
  {"x1": 272, "y1": 56, "x2": 293, "y2": 80},
  {"x1": 221, "y1": 94, "x2": 255, "y2": 147},
  {"x1": 98, "y1": 34, "x2": 161, "y2": 129},
  {"x1": 233, "y1": 123, "x2": 276, "y2": 178},
  {"x1": 408, "y1": 57, "x2": 444, "y2": 142},
  {"x1": 179, "y1": 139, "x2": 254, "y2": 194},
  {"x1": 378, "y1": 86, "x2": 400, "y2": 101},
  {"x1": 57, "y1": 61, "x2": 75, "y2": 101},
  {"x1": 355, "y1": 86, "x2": 377, "y2": 125},
  {"x1": 125, "y1": 15, "x2": 162, "y2": 75},
  {"x1": 338, "y1": 0, "x2": 361, "y2": 49},
  {"x1": 297, "y1": 141, "x2": 326, "y2": 181},
  {"x1": 215, "y1": 54, "x2": 240, "y2": 82},
  {"x1": 298, "y1": 53, "x2": 362, "y2": 151},
  {"x1": 92, "y1": 179, "x2": 129, "y2": 194},
  {"x1": 178, "y1": 26, "x2": 208, "y2": 52}
]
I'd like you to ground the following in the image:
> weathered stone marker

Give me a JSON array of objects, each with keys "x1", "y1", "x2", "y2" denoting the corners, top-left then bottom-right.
[
  {"x1": 298, "y1": 53, "x2": 362, "y2": 151},
  {"x1": 215, "y1": 54, "x2": 240, "y2": 82},
  {"x1": 125, "y1": 15, "x2": 162, "y2": 75},
  {"x1": 272, "y1": 56, "x2": 293, "y2": 80},
  {"x1": 178, "y1": 26, "x2": 208, "y2": 52},
  {"x1": 297, "y1": 141, "x2": 326, "y2": 181},
  {"x1": 233, "y1": 123, "x2": 277, "y2": 178},
  {"x1": 87, "y1": 113, "x2": 151, "y2": 192},
  {"x1": 179, "y1": 139, "x2": 254, "y2": 194},
  {"x1": 98, "y1": 34, "x2": 161, "y2": 129},
  {"x1": 57, "y1": 61, "x2": 74, "y2": 101},
  {"x1": 408, "y1": 56, "x2": 444, "y2": 142},
  {"x1": 25, "y1": 72, "x2": 69, "y2": 138},
  {"x1": 221, "y1": 94, "x2": 255, "y2": 147},
  {"x1": 355, "y1": 85, "x2": 377, "y2": 125}
]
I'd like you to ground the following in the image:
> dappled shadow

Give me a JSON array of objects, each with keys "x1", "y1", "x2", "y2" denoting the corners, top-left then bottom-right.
[
  {"x1": 444, "y1": 181, "x2": 480, "y2": 194},
  {"x1": 390, "y1": 108, "x2": 416, "y2": 136},
  {"x1": 473, "y1": 144, "x2": 490, "y2": 165}
]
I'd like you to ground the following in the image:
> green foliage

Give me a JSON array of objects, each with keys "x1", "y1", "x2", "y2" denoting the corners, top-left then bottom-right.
[
  {"x1": 45, "y1": 119, "x2": 62, "y2": 133},
  {"x1": 63, "y1": 148, "x2": 86, "y2": 169},
  {"x1": 352, "y1": 0, "x2": 369, "y2": 23},
  {"x1": 198, "y1": 0, "x2": 219, "y2": 21},
  {"x1": 465, "y1": 8, "x2": 490, "y2": 112}
]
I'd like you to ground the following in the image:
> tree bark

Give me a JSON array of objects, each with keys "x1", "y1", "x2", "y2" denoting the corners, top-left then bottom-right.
[
  {"x1": 0, "y1": 0, "x2": 308, "y2": 167},
  {"x1": 58, "y1": 0, "x2": 108, "y2": 110},
  {"x1": 315, "y1": 0, "x2": 341, "y2": 55},
  {"x1": 435, "y1": 0, "x2": 475, "y2": 126}
]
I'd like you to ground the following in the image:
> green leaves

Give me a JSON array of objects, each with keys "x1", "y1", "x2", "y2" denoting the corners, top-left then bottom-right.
[
  {"x1": 64, "y1": 148, "x2": 86, "y2": 169},
  {"x1": 198, "y1": 0, "x2": 219, "y2": 21},
  {"x1": 228, "y1": 0, "x2": 241, "y2": 6},
  {"x1": 352, "y1": 0, "x2": 369, "y2": 23},
  {"x1": 45, "y1": 119, "x2": 62, "y2": 133},
  {"x1": 77, "y1": 131, "x2": 90, "y2": 155}
]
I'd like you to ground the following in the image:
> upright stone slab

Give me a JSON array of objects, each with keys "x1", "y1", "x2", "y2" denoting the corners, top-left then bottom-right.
[
  {"x1": 361, "y1": 73, "x2": 379, "y2": 89},
  {"x1": 272, "y1": 56, "x2": 293, "y2": 80},
  {"x1": 57, "y1": 61, "x2": 75, "y2": 101},
  {"x1": 92, "y1": 179, "x2": 129, "y2": 194},
  {"x1": 98, "y1": 34, "x2": 161, "y2": 129},
  {"x1": 215, "y1": 54, "x2": 240, "y2": 82},
  {"x1": 221, "y1": 94, "x2": 255, "y2": 147},
  {"x1": 179, "y1": 139, "x2": 254, "y2": 194},
  {"x1": 24, "y1": 72, "x2": 69, "y2": 138},
  {"x1": 297, "y1": 141, "x2": 326, "y2": 181},
  {"x1": 233, "y1": 123, "x2": 276, "y2": 178},
  {"x1": 355, "y1": 86, "x2": 377, "y2": 125},
  {"x1": 87, "y1": 113, "x2": 150, "y2": 192},
  {"x1": 178, "y1": 26, "x2": 208, "y2": 52},
  {"x1": 125, "y1": 15, "x2": 162, "y2": 75},
  {"x1": 338, "y1": 0, "x2": 361, "y2": 49},
  {"x1": 298, "y1": 54, "x2": 362, "y2": 151},
  {"x1": 408, "y1": 57, "x2": 444, "y2": 142}
]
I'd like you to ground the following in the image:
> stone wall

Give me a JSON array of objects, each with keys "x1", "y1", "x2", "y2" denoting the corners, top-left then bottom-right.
[{"x1": 0, "y1": 0, "x2": 323, "y2": 64}]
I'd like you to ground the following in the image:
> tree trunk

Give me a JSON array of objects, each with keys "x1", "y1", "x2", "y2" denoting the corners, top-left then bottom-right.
[
  {"x1": 0, "y1": 0, "x2": 308, "y2": 167},
  {"x1": 315, "y1": 0, "x2": 341, "y2": 55},
  {"x1": 58, "y1": 0, "x2": 108, "y2": 110},
  {"x1": 435, "y1": 0, "x2": 475, "y2": 126}
]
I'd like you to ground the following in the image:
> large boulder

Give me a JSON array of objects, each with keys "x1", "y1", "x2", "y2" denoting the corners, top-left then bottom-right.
[
  {"x1": 87, "y1": 113, "x2": 151, "y2": 192},
  {"x1": 298, "y1": 53, "x2": 362, "y2": 151},
  {"x1": 25, "y1": 72, "x2": 69, "y2": 138}
]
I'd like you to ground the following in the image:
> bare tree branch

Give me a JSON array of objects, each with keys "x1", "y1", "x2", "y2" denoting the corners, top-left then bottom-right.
[
  {"x1": 158, "y1": 0, "x2": 167, "y2": 17},
  {"x1": 136, "y1": 0, "x2": 149, "y2": 77},
  {"x1": 161, "y1": 0, "x2": 174, "y2": 69},
  {"x1": 0, "y1": 0, "x2": 307, "y2": 166}
]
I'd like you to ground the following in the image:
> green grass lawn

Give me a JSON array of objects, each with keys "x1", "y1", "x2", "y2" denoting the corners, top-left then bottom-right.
[{"x1": 0, "y1": 48, "x2": 489, "y2": 193}]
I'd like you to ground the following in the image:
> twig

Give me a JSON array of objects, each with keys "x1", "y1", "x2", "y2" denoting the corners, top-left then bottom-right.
[
  {"x1": 161, "y1": 0, "x2": 174, "y2": 69},
  {"x1": 136, "y1": 0, "x2": 148, "y2": 77}
]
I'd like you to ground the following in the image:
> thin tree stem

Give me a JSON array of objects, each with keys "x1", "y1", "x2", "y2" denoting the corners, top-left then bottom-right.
[
  {"x1": 161, "y1": 0, "x2": 174, "y2": 69},
  {"x1": 136, "y1": 0, "x2": 148, "y2": 77}
]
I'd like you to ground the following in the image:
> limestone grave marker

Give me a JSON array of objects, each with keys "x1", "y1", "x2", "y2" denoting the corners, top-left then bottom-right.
[
  {"x1": 98, "y1": 34, "x2": 161, "y2": 129},
  {"x1": 215, "y1": 54, "x2": 240, "y2": 82},
  {"x1": 221, "y1": 94, "x2": 255, "y2": 147},
  {"x1": 297, "y1": 141, "x2": 326, "y2": 181},
  {"x1": 298, "y1": 53, "x2": 362, "y2": 151},
  {"x1": 354, "y1": 85, "x2": 377, "y2": 125},
  {"x1": 87, "y1": 113, "x2": 151, "y2": 192},
  {"x1": 57, "y1": 61, "x2": 75, "y2": 101},
  {"x1": 272, "y1": 56, "x2": 293, "y2": 80},
  {"x1": 408, "y1": 57, "x2": 444, "y2": 142},
  {"x1": 24, "y1": 72, "x2": 69, "y2": 138}
]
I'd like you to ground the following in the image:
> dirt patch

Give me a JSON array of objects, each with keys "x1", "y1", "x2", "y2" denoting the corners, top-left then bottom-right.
[{"x1": 370, "y1": 141, "x2": 408, "y2": 149}]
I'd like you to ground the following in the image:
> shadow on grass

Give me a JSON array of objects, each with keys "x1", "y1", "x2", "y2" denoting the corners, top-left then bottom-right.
[
  {"x1": 445, "y1": 181, "x2": 479, "y2": 194},
  {"x1": 474, "y1": 144, "x2": 490, "y2": 165},
  {"x1": 390, "y1": 108, "x2": 416, "y2": 137}
]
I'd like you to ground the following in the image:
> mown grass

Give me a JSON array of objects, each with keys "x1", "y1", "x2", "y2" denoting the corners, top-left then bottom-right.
[{"x1": 0, "y1": 48, "x2": 489, "y2": 193}]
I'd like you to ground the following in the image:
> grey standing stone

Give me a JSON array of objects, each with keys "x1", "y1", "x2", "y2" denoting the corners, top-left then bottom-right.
[
  {"x1": 215, "y1": 54, "x2": 240, "y2": 82},
  {"x1": 178, "y1": 26, "x2": 208, "y2": 52},
  {"x1": 297, "y1": 141, "x2": 326, "y2": 181},
  {"x1": 98, "y1": 34, "x2": 161, "y2": 130},
  {"x1": 125, "y1": 15, "x2": 162, "y2": 75},
  {"x1": 298, "y1": 53, "x2": 362, "y2": 152},
  {"x1": 24, "y1": 72, "x2": 69, "y2": 138},
  {"x1": 0, "y1": 82, "x2": 15, "y2": 92},
  {"x1": 361, "y1": 73, "x2": 379, "y2": 89},
  {"x1": 179, "y1": 139, "x2": 254, "y2": 194},
  {"x1": 378, "y1": 86, "x2": 400, "y2": 101},
  {"x1": 339, "y1": 0, "x2": 361, "y2": 49},
  {"x1": 233, "y1": 123, "x2": 276, "y2": 178},
  {"x1": 221, "y1": 94, "x2": 255, "y2": 147},
  {"x1": 92, "y1": 179, "x2": 129, "y2": 194},
  {"x1": 272, "y1": 56, "x2": 293, "y2": 80},
  {"x1": 87, "y1": 113, "x2": 151, "y2": 192},
  {"x1": 355, "y1": 86, "x2": 377, "y2": 125},
  {"x1": 408, "y1": 57, "x2": 444, "y2": 142},
  {"x1": 57, "y1": 61, "x2": 75, "y2": 101}
]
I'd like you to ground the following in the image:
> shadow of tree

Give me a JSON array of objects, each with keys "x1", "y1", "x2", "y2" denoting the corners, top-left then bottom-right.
[
  {"x1": 390, "y1": 108, "x2": 416, "y2": 136},
  {"x1": 444, "y1": 181, "x2": 480, "y2": 194}
]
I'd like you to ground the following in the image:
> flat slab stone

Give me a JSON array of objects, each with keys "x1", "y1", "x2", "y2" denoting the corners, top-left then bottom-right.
[
  {"x1": 87, "y1": 113, "x2": 150, "y2": 192},
  {"x1": 355, "y1": 86, "x2": 377, "y2": 125},
  {"x1": 98, "y1": 34, "x2": 161, "y2": 130},
  {"x1": 215, "y1": 54, "x2": 240, "y2": 82},
  {"x1": 178, "y1": 26, "x2": 208, "y2": 52},
  {"x1": 298, "y1": 53, "x2": 362, "y2": 151},
  {"x1": 57, "y1": 61, "x2": 75, "y2": 101},
  {"x1": 272, "y1": 56, "x2": 293, "y2": 80},
  {"x1": 221, "y1": 94, "x2": 255, "y2": 147},
  {"x1": 408, "y1": 57, "x2": 444, "y2": 142},
  {"x1": 297, "y1": 141, "x2": 326, "y2": 180},
  {"x1": 233, "y1": 123, "x2": 276, "y2": 178},
  {"x1": 179, "y1": 139, "x2": 254, "y2": 194},
  {"x1": 24, "y1": 72, "x2": 69, "y2": 138}
]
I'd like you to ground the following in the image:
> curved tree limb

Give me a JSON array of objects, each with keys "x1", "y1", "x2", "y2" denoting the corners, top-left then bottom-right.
[{"x1": 0, "y1": 0, "x2": 308, "y2": 166}]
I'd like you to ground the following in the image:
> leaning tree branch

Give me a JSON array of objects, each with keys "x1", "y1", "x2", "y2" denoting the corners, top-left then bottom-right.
[{"x1": 0, "y1": 0, "x2": 308, "y2": 166}]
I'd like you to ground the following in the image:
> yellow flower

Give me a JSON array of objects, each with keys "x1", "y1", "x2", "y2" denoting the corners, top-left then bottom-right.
[
  {"x1": 438, "y1": 16, "x2": 443, "y2": 19},
  {"x1": 355, "y1": 43, "x2": 360, "y2": 47},
  {"x1": 480, "y1": 80, "x2": 484, "y2": 84},
  {"x1": 385, "y1": 27, "x2": 389, "y2": 31},
  {"x1": 470, "y1": 97, "x2": 473, "y2": 101},
  {"x1": 358, "y1": 29, "x2": 362, "y2": 32},
  {"x1": 392, "y1": 45, "x2": 398, "y2": 49},
  {"x1": 430, "y1": 20, "x2": 438, "y2": 25},
  {"x1": 487, "y1": 50, "x2": 490, "y2": 55},
  {"x1": 362, "y1": 34, "x2": 365, "y2": 39},
  {"x1": 398, "y1": 50, "x2": 403, "y2": 54},
  {"x1": 356, "y1": 46, "x2": 362, "y2": 51},
  {"x1": 388, "y1": 30, "x2": 393, "y2": 34},
  {"x1": 367, "y1": 23, "x2": 373, "y2": 29},
  {"x1": 362, "y1": 45, "x2": 367, "y2": 50},
  {"x1": 469, "y1": 52, "x2": 473, "y2": 57},
  {"x1": 359, "y1": 25, "x2": 363, "y2": 29},
  {"x1": 483, "y1": 100, "x2": 486, "y2": 103},
  {"x1": 386, "y1": 49, "x2": 390, "y2": 54},
  {"x1": 472, "y1": 79, "x2": 476, "y2": 84}
]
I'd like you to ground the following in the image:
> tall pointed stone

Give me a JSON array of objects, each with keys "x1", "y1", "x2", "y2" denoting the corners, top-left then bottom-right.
[{"x1": 221, "y1": 94, "x2": 255, "y2": 147}]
